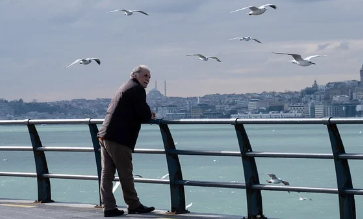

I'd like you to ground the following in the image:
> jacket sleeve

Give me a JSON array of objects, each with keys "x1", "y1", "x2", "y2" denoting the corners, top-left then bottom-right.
[{"x1": 131, "y1": 86, "x2": 152, "y2": 122}]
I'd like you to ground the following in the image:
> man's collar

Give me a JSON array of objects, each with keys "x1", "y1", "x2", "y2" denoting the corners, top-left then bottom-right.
[{"x1": 132, "y1": 78, "x2": 140, "y2": 85}]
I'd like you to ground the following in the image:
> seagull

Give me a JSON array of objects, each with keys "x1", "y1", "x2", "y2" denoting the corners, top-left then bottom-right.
[
  {"x1": 66, "y1": 58, "x2": 101, "y2": 68},
  {"x1": 266, "y1": 174, "x2": 289, "y2": 185},
  {"x1": 112, "y1": 182, "x2": 120, "y2": 193},
  {"x1": 107, "y1": 9, "x2": 148, "y2": 16},
  {"x1": 187, "y1": 54, "x2": 221, "y2": 62},
  {"x1": 230, "y1": 4, "x2": 277, "y2": 15},
  {"x1": 161, "y1": 173, "x2": 169, "y2": 179},
  {"x1": 272, "y1": 52, "x2": 327, "y2": 66},
  {"x1": 299, "y1": 196, "x2": 313, "y2": 201},
  {"x1": 112, "y1": 175, "x2": 143, "y2": 193},
  {"x1": 228, "y1": 36, "x2": 262, "y2": 44}
]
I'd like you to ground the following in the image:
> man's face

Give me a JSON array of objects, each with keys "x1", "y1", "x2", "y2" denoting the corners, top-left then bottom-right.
[{"x1": 135, "y1": 69, "x2": 151, "y2": 88}]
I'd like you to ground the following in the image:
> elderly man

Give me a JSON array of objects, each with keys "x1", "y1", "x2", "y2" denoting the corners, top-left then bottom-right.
[{"x1": 98, "y1": 65, "x2": 155, "y2": 217}]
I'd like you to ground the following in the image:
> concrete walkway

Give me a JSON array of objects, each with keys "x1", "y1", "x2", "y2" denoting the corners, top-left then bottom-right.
[{"x1": 0, "y1": 199, "x2": 252, "y2": 219}]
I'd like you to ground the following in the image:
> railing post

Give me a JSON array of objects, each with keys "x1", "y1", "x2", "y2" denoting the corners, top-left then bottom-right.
[
  {"x1": 326, "y1": 123, "x2": 356, "y2": 219},
  {"x1": 88, "y1": 122, "x2": 102, "y2": 207},
  {"x1": 159, "y1": 123, "x2": 189, "y2": 214},
  {"x1": 27, "y1": 122, "x2": 53, "y2": 203},
  {"x1": 234, "y1": 124, "x2": 265, "y2": 219}
]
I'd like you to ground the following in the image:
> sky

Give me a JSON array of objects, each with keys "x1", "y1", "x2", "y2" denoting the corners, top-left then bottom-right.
[{"x1": 1, "y1": 0, "x2": 363, "y2": 102}]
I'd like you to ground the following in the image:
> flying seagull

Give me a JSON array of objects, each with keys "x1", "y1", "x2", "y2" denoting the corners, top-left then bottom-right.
[
  {"x1": 161, "y1": 173, "x2": 169, "y2": 179},
  {"x1": 229, "y1": 36, "x2": 262, "y2": 44},
  {"x1": 187, "y1": 54, "x2": 221, "y2": 62},
  {"x1": 112, "y1": 175, "x2": 143, "y2": 193},
  {"x1": 112, "y1": 182, "x2": 120, "y2": 193},
  {"x1": 107, "y1": 9, "x2": 148, "y2": 16},
  {"x1": 66, "y1": 58, "x2": 101, "y2": 68},
  {"x1": 266, "y1": 174, "x2": 289, "y2": 185},
  {"x1": 272, "y1": 52, "x2": 327, "y2": 66},
  {"x1": 230, "y1": 4, "x2": 277, "y2": 15}
]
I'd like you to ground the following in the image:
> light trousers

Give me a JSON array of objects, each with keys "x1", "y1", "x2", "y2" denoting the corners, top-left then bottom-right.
[{"x1": 99, "y1": 139, "x2": 141, "y2": 210}]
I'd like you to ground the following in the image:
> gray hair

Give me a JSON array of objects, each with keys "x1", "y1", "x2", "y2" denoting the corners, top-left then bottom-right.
[{"x1": 130, "y1": 65, "x2": 150, "y2": 78}]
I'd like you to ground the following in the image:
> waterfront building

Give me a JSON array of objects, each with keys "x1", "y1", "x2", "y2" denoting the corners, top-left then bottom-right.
[
  {"x1": 231, "y1": 111, "x2": 304, "y2": 119},
  {"x1": 0, "y1": 100, "x2": 14, "y2": 119}
]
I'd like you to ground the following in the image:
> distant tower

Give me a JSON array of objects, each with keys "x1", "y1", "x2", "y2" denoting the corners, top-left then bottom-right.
[
  {"x1": 312, "y1": 80, "x2": 318, "y2": 89},
  {"x1": 197, "y1": 96, "x2": 200, "y2": 104},
  {"x1": 360, "y1": 63, "x2": 363, "y2": 86},
  {"x1": 164, "y1": 80, "x2": 166, "y2": 96},
  {"x1": 155, "y1": 81, "x2": 157, "y2": 90}
]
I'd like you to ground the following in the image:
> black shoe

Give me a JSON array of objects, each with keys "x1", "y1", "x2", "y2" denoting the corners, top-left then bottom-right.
[
  {"x1": 128, "y1": 204, "x2": 155, "y2": 214},
  {"x1": 104, "y1": 208, "x2": 124, "y2": 217}
]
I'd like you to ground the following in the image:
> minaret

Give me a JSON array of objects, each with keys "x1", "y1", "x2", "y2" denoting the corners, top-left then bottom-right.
[
  {"x1": 155, "y1": 81, "x2": 157, "y2": 90},
  {"x1": 164, "y1": 80, "x2": 166, "y2": 96},
  {"x1": 360, "y1": 63, "x2": 363, "y2": 86}
]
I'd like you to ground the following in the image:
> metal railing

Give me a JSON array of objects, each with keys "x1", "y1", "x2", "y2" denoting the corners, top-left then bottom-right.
[{"x1": 0, "y1": 117, "x2": 363, "y2": 219}]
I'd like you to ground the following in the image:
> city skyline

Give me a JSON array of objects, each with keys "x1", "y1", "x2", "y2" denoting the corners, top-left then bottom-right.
[{"x1": 1, "y1": 0, "x2": 363, "y2": 102}]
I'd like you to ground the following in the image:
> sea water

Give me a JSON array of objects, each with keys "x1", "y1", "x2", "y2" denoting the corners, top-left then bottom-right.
[{"x1": 0, "y1": 123, "x2": 363, "y2": 219}]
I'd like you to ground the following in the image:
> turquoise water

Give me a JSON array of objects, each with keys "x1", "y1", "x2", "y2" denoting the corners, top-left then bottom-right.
[{"x1": 0, "y1": 123, "x2": 363, "y2": 219}]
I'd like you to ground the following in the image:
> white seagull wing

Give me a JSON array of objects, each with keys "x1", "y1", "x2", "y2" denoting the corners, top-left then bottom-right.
[
  {"x1": 107, "y1": 9, "x2": 123, "y2": 13},
  {"x1": 186, "y1": 202, "x2": 193, "y2": 209},
  {"x1": 133, "y1": 10, "x2": 148, "y2": 15},
  {"x1": 112, "y1": 181, "x2": 120, "y2": 193},
  {"x1": 161, "y1": 173, "x2": 169, "y2": 179},
  {"x1": 304, "y1": 55, "x2": 327, "y2": 61},
  {"x1": 228, "y1": 37, "x2": 241, "y2": 41},
  {"x1": 66, "y1": 59, "x2": 81, "y2": 68},
  {"x1": 230, "y1": 6, "x2": 251, "y2": 13},
  {"x1": 261, "y1": 4, "x2": 277, "y2": 9}
]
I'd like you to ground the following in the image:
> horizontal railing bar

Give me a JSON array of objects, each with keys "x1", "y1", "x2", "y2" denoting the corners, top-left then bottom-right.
[
  {"x1": 129, "y1": 178, "x2": 170, "y2": 184},
  {"x1": 345, "y1": 189, "x2": 363, "y2": 195},
  {"x1": 134, "y1": 149, "x2": 166, "y2": 154},
  {"x1": 175, "y1": 180, "x2": 246, "y2": 189},
  {"x1": 1, "y1": 118, "x2": 363, "y2": 126},
  {"x1": 236, "y1": 118, "x2": 331, "y2": 124},
  {"x1": 2, "y1": 172, "x2": 363, "y2": 195},
  {"x1": 0, "y1": 146, "x2": 33, "y2": 151},
  {"x1": 253, "y1": 185, "x2": 363, "y2": 195},
  {"x1": 328, "y1": 118, "x2": 363, "y2": 124},
  {"x1": 153, "y1": 119, "x2": 238, "y2": 125},
  {"x1": 247, "y1": 152, "x2": 333, "y2": 159},
  {"x1": 0, "y1": 147, "x2": 166, "y2": 154},
  {"x1": 43, "y1": 174, "x2": 170, "y2": 184},
  {"x1": 42, "y1": 173, "x2": 98, "y2": 180},
  {"x1": 252, "y1": 184, "x2": 338, "y2": 194},
  {"x1": 37, "y1": 147, "x2": 95, "y2": 152},
  {"x1": 0, "y1": 172, "x2": 37, "y2": 177},
  {"x1": 338, "y1": 153, "x2": 363, "y2": 159},
  {"x1": 168, "y1": 149, "x2": 240, "y2": 156},
  {"x1": 248, "y1": 152, "x2": 363, "y2": 160}
]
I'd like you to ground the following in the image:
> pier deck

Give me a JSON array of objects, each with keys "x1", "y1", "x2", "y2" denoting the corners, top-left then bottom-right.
[{"x1": 0, "y1": 199, "x2": 257, "y2": 219}]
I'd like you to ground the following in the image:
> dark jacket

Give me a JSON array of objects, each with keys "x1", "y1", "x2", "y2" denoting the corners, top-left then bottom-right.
[{"x1": 97, "y1": 78, "x2": 152, "y2": 151}]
